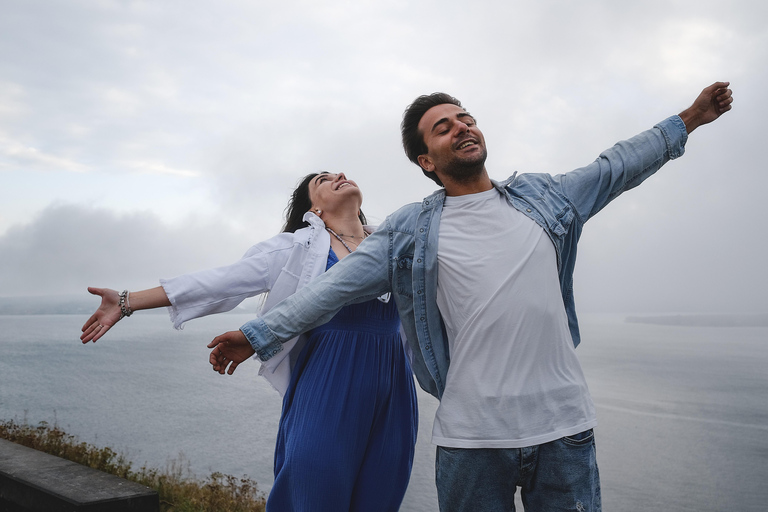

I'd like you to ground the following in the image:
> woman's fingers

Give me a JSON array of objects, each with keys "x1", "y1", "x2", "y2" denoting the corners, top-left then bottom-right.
[
  {"x1": 81, "y1": 322, "x2": 110, "y2": 343},
  {"x1": 81, "y1": 312, "x2": 99, "y2": 333},
  {"x1": 80, "y1": 321, "x2": 99, "y2": 342},
  {"x1": 91, "y1": 324, "x2": 110, "y2": 342}
]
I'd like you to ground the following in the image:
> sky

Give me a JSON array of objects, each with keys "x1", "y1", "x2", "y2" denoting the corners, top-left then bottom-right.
[{"x1": 1, "y1": 0, "x2": 766, "y2": 315}]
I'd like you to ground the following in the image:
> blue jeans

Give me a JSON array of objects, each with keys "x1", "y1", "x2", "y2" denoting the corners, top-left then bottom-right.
[{"x1": 435, "y1": 429, "x2": 601, "y2": 512}]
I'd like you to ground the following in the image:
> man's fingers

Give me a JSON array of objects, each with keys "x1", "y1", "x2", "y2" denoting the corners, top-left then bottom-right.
[
  {"x1": 210, "y1": 347, "x2": 225, "y2": 369},
  {"x1": 208, "y1": 331, "x2": 249, "y2": 375},
  {"x1": 207, "y1": 333, "x2": 228, "y2": 349},
  {"x1": 706, "y1": 81, "x2": 730, "y2": 93},
  {"x1": 209, "y1": 347, "x2": 221, "y2": 366},
  {"x1": 209, "y1": 345, "x2": 231, "y2": 375},
  {"x1": 718, "y1": 91, "x2": 733, "y2": 110}
]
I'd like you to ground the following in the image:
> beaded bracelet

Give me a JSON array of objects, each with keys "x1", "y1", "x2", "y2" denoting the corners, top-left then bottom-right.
[{"x1": 118, "y1": 290, "x2": 133, "y2": 319}]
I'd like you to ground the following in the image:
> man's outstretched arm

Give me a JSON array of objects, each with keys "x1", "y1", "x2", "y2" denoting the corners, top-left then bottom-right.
[
  {"x1": 209, "y1": 227, "x2": 393, "y2": 365},
  {"x1": 555, "y1": 81, "x2": 734, "y2": 222},
  {"x1": 678, "y1": 81, "x2": 733, "y2": 133}
]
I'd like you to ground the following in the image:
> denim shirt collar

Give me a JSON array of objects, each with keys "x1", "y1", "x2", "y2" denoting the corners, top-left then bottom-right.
[
  {"x1": 494, "y1": 173, "x2": 518, "y2": 190},
  {"x1": 420, "y1": 173, "x2": 521, "y2": 212},
  {"x1": 420, "y1": 188, "x2": 445, "y2": 212}
]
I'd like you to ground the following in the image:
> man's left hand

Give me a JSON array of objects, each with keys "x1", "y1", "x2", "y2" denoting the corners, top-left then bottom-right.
[{"x1": 679, "y1": 81, "x2": 733, "y2": 133}]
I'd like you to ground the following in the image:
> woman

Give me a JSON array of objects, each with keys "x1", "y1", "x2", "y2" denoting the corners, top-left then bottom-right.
[{"x1": 81, "y1": 172, "x2": 418, "y2": 511}]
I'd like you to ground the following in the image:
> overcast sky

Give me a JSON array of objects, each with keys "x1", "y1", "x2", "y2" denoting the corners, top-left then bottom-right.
[{"x1": 1, "y1": 0, "x2": 765, "y2": 315}]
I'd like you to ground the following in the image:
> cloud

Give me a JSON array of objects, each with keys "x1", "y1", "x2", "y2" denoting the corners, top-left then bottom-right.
[
  {"x1": 0, "y1": 134, "x2": 90, "y2": 172},
  {"x1": 0, "y1": 204, "x2": 259, "y2": 297},
  {"x1": 0, "y1": 0, "x2": 765, "y2": 314},
  {"x1": 123, "y1": 159, "x2": 200, "y2": 177}
]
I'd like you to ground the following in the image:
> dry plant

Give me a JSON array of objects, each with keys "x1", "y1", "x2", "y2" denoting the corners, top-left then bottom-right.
[{"x1": 0, "y1": 419, "x2": 266, "y2": 512}]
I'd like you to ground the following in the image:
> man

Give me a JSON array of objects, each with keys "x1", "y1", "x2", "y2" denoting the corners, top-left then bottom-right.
[{"x1": 209, "y1": 82, "x2": 733, "y2": 511}]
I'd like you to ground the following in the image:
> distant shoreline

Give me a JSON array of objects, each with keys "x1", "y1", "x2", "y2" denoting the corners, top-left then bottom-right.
[
  {"x1": 0, "y1": 293, "x2": 153, "y2": 316},
  {"x1": 625, "y1": 313, "x2": 768, "y2": 327},
  {"x1": 2, "y1": 296, "x2": 766, "y2": 327},
  {"x1": 0, "y1": 295, "x2": 259, "y2": 316},
  {"x1": 0, "y1": 295, "x2": 97, "y2": 315}
]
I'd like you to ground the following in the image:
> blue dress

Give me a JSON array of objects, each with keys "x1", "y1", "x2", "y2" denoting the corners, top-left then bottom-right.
[{"x1": 267, "y1": 249, "x2": 418, "y2": 511}]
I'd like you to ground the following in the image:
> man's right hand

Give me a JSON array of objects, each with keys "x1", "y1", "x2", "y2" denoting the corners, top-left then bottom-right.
[{"x1": 208, "y1": 330, "x2": 256, "y2": 375}]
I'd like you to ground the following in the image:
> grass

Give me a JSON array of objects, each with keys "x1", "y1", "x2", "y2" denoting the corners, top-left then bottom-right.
[{"x1": 0, "y1": 419, "x2": 266, "y2": 512}]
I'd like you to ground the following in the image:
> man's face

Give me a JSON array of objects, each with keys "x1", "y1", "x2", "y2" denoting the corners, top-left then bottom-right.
[{"x1": 417, "y1": 103, "x2": 487, "y2": 184}]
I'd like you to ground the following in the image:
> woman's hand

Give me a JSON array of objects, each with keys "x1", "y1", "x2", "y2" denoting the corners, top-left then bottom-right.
[
  {"x1": 80, "y1": 287, "x2": 121, "y2": 343},
  {"x1": 208, "y1": 330, "x2": 256, "y2": 375}
]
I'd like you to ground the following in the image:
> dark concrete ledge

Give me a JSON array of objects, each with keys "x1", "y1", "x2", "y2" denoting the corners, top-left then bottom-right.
[{"x1": 0, "y1": 439, "x2": 158, "y2": 512}]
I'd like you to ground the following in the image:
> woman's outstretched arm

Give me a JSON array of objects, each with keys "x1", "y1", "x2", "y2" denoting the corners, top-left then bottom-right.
[{"x1": 80, "y1": 286, "x2": 171, "y2": 344}]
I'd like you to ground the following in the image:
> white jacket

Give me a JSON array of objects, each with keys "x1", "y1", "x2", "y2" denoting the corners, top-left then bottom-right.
[{"x1": 161, "y1": 212, "x2": 340, "y2": 395}]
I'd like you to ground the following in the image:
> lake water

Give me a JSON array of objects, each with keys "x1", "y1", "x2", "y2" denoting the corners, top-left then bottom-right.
[{"x1": 1, "y1": 312, "x2": 766, "y2": 511}]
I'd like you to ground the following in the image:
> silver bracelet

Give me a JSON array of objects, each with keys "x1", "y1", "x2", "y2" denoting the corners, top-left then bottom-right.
[{"x1": 119, "y1": 290, "x2": 133, "y2": 319}]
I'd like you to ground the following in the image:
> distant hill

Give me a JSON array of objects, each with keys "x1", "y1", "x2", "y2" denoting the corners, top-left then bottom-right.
[
  {"x1": 0, "y1": 295, "x2": 113, "y2": 315},
  {"x1": 625, "y1": 313, "x2": 768, "y2": 327},
  {"x1": 0, "y1": 294, "x2": 263, "y2": 315}
]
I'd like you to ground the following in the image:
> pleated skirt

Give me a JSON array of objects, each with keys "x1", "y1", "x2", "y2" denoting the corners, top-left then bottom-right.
[{"x1": 267, "y1": 291, "x2": 418, "y2": 511}]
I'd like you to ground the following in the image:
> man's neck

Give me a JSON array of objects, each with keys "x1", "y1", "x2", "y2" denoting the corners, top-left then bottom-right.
[{"x1": 442, "y1": 171, "x2": 493, "y2": 197}]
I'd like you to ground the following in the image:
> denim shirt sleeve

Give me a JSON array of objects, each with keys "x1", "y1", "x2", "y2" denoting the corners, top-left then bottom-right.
[
  {"x1": 554, "y1": 115, "x2": 687, "y2": 221},
  {"x1": 240, "y1": 228, "x2": 393, "y2": 361}
]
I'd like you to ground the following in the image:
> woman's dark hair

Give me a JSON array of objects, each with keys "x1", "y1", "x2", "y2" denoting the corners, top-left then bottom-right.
[
  {"x1": 400, "y1": 92, "x2": 464, "y2": 187},
  {"x1": 282, "y1": 172, "x2": 367, "y2": 233}
]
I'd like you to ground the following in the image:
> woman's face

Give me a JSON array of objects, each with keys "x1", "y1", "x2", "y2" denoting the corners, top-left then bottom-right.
[{"x1": 307, "y1": 172, "x2": 362, "y2": 214}]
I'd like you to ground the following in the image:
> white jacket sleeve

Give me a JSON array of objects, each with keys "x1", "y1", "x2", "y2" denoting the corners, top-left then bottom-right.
[{"x1": 160, "y1": 234, "x2": 294, "y2": 328}]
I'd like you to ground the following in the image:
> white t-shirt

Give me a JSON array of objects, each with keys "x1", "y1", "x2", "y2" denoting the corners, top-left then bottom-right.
[{"x1": 433, "y1": 188, "x2": 596, "y2": 448}]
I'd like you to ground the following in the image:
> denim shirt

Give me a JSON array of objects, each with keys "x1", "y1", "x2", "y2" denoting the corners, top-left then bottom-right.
[{"x1": 241, "y1": 115, "x2": 688, "y2": 399}]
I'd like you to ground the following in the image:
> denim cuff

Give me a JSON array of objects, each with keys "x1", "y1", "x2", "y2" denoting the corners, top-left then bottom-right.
[
  {"x1": 656, "y1": 115, "x2": 688, "y2": 160},
  {"x1": 240, "y1": 317, "x2": 284, "y2": 361}
]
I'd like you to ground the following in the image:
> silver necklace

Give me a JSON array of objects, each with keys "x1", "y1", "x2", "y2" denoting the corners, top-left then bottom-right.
[{"x1": 326, "y1": 227, "x2": 366, "y2": 253}]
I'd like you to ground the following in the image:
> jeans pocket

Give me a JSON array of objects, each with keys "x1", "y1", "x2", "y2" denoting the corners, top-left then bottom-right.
[{"x1": 562, "y1": 429, "x2": 594, "y2": 446}]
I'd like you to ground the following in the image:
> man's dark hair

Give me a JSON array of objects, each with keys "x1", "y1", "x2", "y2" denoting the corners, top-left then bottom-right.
[
  {"x1": 400, "y1": 92, "x2": 464, "y2": 187},
  {"x1": 282, "y1": 172, "x2": 366, "y2": 233}
]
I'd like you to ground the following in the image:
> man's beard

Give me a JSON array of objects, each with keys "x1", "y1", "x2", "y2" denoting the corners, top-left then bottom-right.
[{"x1": 441, "y1": 147, "x2": 488, "y2": 184}]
